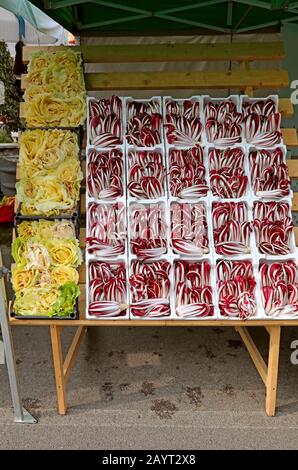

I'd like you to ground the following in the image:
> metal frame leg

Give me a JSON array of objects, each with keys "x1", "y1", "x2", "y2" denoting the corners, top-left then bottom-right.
[{"x1": 0, "y1": 263, "x2": 36, "y2": 423}]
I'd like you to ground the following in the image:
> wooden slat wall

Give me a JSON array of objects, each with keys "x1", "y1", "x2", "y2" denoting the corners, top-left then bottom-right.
[
  {"x1": 279, "y1": 98, "x2": 294, "y2": 118},
  {"x1": 21, "y1": 69, "x2": 289, "y2": 91},
  {"x1": 22, "y1": 42, "x2": 285, "y2": 64}
]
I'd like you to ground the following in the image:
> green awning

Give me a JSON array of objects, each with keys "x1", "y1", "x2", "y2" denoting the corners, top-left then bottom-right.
[{"x1": 28, "y1": 0, "x2": 298, "y2": 35}]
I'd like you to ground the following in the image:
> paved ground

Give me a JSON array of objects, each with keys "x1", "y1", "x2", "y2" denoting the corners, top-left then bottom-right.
[{"x1": 1, "y1": 325, "x2": 298, "y2": 450}]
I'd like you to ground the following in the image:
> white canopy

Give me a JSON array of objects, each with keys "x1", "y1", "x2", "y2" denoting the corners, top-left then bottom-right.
[{"x1": 0, "y1": 1, "x2": 68, "y2": 55}]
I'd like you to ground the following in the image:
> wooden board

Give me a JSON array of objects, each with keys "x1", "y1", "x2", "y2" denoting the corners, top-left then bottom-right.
[
  {"x1": 21, "y1": 69, "x2": 289, "y2": 92},
  {"x1": 287, "y1": 159, "x2": 298, "y2": 178},
  {"x1": 22, "y1": 42, "x2": 285, "y2": 64},
  {"x1": 279, "y1": 98, "x2": 294, "y2": 118},
  {"x1": 8, "y1": 315, "x2": 298, "y2": 327},
  {"x1": 292, "y1": 192, "x2": 298, "y2": 211},
  {"x1": 281, "y1": 128, "x2": 298, "y2": 147}
]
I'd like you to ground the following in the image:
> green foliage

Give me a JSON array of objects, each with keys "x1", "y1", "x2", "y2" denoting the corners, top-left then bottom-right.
[
  {"x1": 0, "y1": 128, "x2": 13, "y2": 143},
  {"x1": 0, "y1": 42, "x2": 21, "y2": 130}
]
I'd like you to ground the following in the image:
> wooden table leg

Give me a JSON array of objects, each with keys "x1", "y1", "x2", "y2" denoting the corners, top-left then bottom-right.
[
  {"x1": 235, "y1": 327, "x2": 267, "y2": 386},
  {"x1": 50, "y1": 325, "x2": 67, "y2": 415},
  {"x1": 63, "y1": 326, "x2": 86, "y2": 385},
  {"x1": 266, "y1": 325, "x2": 281, "y2": 417}
]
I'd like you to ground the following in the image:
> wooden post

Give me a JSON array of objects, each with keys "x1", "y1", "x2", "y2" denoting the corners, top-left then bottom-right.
[
  {"x1": 50, "y1": 326, "x2": 67, "y2": 415},
  {"x1": 266, "y1": 326, "x2": 281, "y2": 417}
]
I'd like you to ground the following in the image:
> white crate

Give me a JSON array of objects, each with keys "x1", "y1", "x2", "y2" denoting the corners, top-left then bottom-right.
[
  {"x1": 85, "y1": 145, "x2": 126, "y2": 205},
  {"x1": 252, "y1": 199, "x2": 297, "y2": 261},
  {"x1": 128, "y1": 258, "x2": 175, "y2": 320},
  {"x1": 86, "y1": 258, "x2": 129, "y2": 320},
  {"x1": 166, "y1": 144, "x2": 211, "y2": 204},
  {"x1": 207, "y1": 144, "x2": 252, "y2": 201},
  {"x1": 202, "y1": 95, "x2": 243, "y2": 147},
  {"x1": 247, "y1": 144, "x2": 293, "y2": 202},
  {"x1": 162, "y1": 96, "x2": 204, "y2": 147},
  {"x1": 169, "y1": 199, "x2": 213, "y2": 264},
  {"x1": 215, "y1": 258, "x2": 264, "y2": 321},
  {"x1": 256, "y1": 257, "x2": 298, "y2": 320},
  {"x1": 172, "y1": 259, "x2": 217, "y2": 320},
  {"x1": 240, "y1": 95, "x2": 282, "y2": 147},
  {"x1": 127, "y1": 200, "x2": 170, "y2": 262},
  {"x1": 85, "y1": 199, "x2": 128, "y2": 263},
  {"x1": 87, "y1": 96, "x2": 125, "y2": 147},
  {"x1": 124, "y1": 96, "x2": 163, "y2": 149},
  {"x1": 126, "y1": 145, "x2": 168, "y2": 203}
]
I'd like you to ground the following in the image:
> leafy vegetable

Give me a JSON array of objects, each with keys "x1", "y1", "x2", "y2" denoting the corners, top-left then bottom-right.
[
  {"x1": 17, "y1": 129, "x2": 82, "y2": 216},
  {"x1": 24, "y1": 49, "x2": 86, "y2": 127},
  {"x1": 51, "y1": 282, "x2": 80, "y2": 316},
  {"x1": 13, "y1": 282, "x2": 79, "y2": 317},
  {"x1": 0, "y1": 128, "x2": 12, "y2": 143},
  {"x1": 16, "y1": 174, "x2": 79, "y2": 216},
  {"x1": 12, "y1": 236, "x2": 82, "y2": 269}
]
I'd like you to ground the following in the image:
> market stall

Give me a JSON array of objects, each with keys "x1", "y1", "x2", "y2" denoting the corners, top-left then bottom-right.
[{"x1": 2, "y1": 1, "x2": 298, "y2": 421}]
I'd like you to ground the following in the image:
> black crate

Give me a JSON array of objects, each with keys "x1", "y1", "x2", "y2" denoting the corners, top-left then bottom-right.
[
  {"x1": 10, "y1": 298, "x2": 79, "y2": 321},
  {"x1": 14, "y1": 212, "x2": 80, "y2": 238},
  {"x1": 15, "y1": 201, "x2": 80, "y2": 225}
]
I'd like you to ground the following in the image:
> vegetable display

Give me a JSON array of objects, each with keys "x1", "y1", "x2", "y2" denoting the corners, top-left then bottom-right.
[
  {"x1": 128, "y1": 150, "x2": 166, "y2": 199},
  {"x1": 249, "y1": 147, "x2": 290, "y2": 198},
  {"x1": 209, "y1": 147, "x2": 248, "y2": 198},
  {"x1": 85, "y1": 93, "x2": 297, "y2": 320},
  {"x1": 87, "y1": 149, "x2": 123, "y2": 200},
  {"x1": 242, "y1": 98, "x2": 281, "y2": 146},
  {"x1": 129, "y1": 260, "x2": 171, "y2": 318},
  {"x1": 217, "y1": 260, "x2": 257, "y2": 319},
  {"x1": 88, "y1": 262, "x2": 127, "y2": 318},
  {"x1": 212, "y1": 202, "x2": 251, "y2": 255},
  {"x1": 165, "y1": 98, "x2": 202, "y2": 146},
  {"x1": 12, "y1": 220, "x2": 81, "y2": 317},
  {"x1": 169, "y1": 147, "x2": 208, "y2": 198},
  {"x1": 17, "y1": 129, "x2": 82, "y2": 216},
  {"x1": 25, "y1": 49, "x2": 86, "y2": 127},
  {"x1": 88, "y1": 96, "x2": 122, "y2": 147},
  {"x1": 204, "y1": 99, "x2": 242, "y2": 145},
  {"x1": 260, "y1": 261, "x2": 298, "y2": 318},
  {"x1": 171, "y1": 202, "x2": 209, "y2": 256},
  {"x1": 87, "y1": 202, "x2": 126, "y2": 257},
  {"x1": 129, "y1": 204, "x2": 167, "y2": 259},
  {"x1": 253, "y1": 202, "x2": 294, "y2": 255},
  {"x1": 126, "y1": 99, "x2": 162, "y2": 147},
  {"x1": 175, "y1": 261, "x2": 214, "y2": 318}
]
